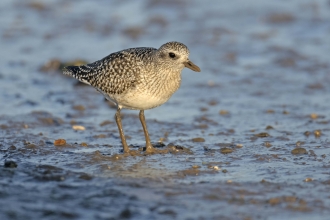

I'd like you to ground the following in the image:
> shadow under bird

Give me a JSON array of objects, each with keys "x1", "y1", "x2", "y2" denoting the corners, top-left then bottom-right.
[{"x1": 63, "y1": 41, "x2": 201, "y2": 154}]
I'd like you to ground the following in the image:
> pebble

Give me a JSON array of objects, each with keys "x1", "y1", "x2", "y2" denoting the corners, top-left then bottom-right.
[
  {"x1": 255, "y1": 133, "x2": 270, "y2": 137},
  {"x1": 268, "y1": 197, "x2": 281, "y2": 205},
  {"x1": 8, "y1": 145, "x2": 16, "y2": 151},
  {"x1": 219, "y1": 110, "x2": 229, "y2": 115},
  {"x1": 266, "y1": 109, "x2": 275, "y2": 114},
  {"x1": 304, "y1": 178, "x2": 313, "y2": 182},
  {"x1": 265, "y1": 125, "x2": 274, "y2": 130},
  {"x1": 54, "y1": 139, "x2": 66, "y2": 146},
  {"x1": 192, "y1": 137, "x2": 205, "y2": 142},
  {"x1": 72, "y1": 105, "x2": 85, "y2": 111},
  {"x1": 212, "y1": 166, "x2": 220, "y2": 171},
  {"x1": 291, "y1": 148, "x2": 307, "y2": 155},
  {"x1": 304, "y1": 131, "x2": 310, "y2": 136},
  {"x1": 314, "y1": 130, "x2": 321, "y2": 137},
  {"x1": 4, "y1": 161, "x2": 17, "y2": 168},
  {"x1": 263, "y1": 142, "x2": 272, "y2": 148},
  {"x1": 80, "y1": 142, "x2": 88, "y2": 147},
  {"x1": 220, "y1": 148, "x2": 233, "y2": 154},
  {"x1": 26, "y1": 144, "x2": 37, "y2": 149},
  {"x1": 72, "y1": 125, "x2": 85, "y2": 130},
  {"x1": 310, "y1": 113, "x2": 318, "y2": 119}
]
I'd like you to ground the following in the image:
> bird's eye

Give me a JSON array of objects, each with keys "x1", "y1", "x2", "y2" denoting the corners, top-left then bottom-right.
[{"x1": 169, "y1": 52, "x2": 176, "y2": 58}]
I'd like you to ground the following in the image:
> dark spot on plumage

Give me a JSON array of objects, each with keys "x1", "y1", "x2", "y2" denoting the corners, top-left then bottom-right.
[{"x1": 160, "y1": 52, "x2": 167, "y2": 59}]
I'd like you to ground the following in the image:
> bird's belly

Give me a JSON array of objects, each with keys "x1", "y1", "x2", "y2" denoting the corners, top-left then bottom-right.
[{"x1": 114, "y1": 91, "x2": 171, "y2": 110}]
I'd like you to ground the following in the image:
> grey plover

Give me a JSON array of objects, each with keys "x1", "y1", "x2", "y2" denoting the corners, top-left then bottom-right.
[{"x1": 63, "y1": 41, "x2": 200, "y2": 154}]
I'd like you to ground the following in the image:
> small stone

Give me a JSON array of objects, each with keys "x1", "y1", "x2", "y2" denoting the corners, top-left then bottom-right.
[
  {"x1": 291, "y1": 148, "x2": 307, "y2": 155},
  {"x1": 222, "y1": 169, "x2": 228, "y2": 173},
  {"x1": 310, "y1": 113, "x2": 318, "y2": 119},
  {"x1": 208, "y1": 100, "x2": 218, "y2": 106},
  {"x1": 192, "y1": 137, "x2": 205, "y2": 142},
  {"x1": 236, "y1": 144, "x2": 243, "y2": 148},
  {"x1": 263, "y1": 142, "x2": 272, "y2": 148},
  {"x1": 314, "y1": 130, "x2": 321, "y2": 137},
  {"x1": 304, "y1": 178, "x2": 313, "y2": 182},
  {"x1": 54, "y1": 139, "x2": 66, "y2": 146},
  {"x1": 94, "y1": 134, "x2": 107, "y2": 139},
  {"x1": 220, "y1": 148, "x2": 233, "y2": 154},
  {"x1": 219, "y1": 110, "x2": 229, "y2": 115},
  {"x1": 72, "y1": 125, "x2": 85, "y2": 130},
  {"x1": 4, "y1": 161, "x2": 17, "y2": 168},
  {"x1": 192, "y1": 165, "x2": 200, "y2": 169},
  {"x1": 265, "y1": 125, "x2": 274, "y2": 130},
  {"x1": 255, "y1": 132, "x2": 270, "y2": 137},
  {"x1": 266, "y1": 109, "x2": 275, "y2": 114},
  {"x1": 26, "y1": 144, "x2": 37, "y2": 149},
  {"x1": 72, "y1": 105, "x2": 85, "y2": 111},
  {"x1": 268, "y1": 197, "x2": 281, "y2": 205},
  {"x1": 80, "y1": 142, "x2": 88, "y2": 147},
  {"x1": 8, "y1": 145, "x2": 16, "y2": 151},
  {"x1": 212, "y1": 166, "x2": 220, "y2": 170},
  {"x1": 304, "y1": 131, "x2": 310, "y2": 136}
]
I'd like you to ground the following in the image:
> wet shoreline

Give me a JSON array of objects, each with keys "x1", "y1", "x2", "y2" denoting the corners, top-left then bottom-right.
[{"x1": 1, "y1": 0, "x2": 330, "y2": 219}]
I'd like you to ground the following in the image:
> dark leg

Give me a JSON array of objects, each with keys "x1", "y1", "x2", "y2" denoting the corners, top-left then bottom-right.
[
  {"x1": 139, "y1": 110, "x2": 155, "y2": 152},
  {"x1": 115, "y1": 108, "x2": 130, "y2": 153}
]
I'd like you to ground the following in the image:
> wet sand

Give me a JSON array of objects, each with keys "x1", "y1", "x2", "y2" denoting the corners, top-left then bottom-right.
[{"x1": 1, "y1": 0, "x2": 330, "y2": 219}]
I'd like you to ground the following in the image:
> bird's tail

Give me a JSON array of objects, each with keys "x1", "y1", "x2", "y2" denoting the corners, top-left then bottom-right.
[{"x1": 62, "y1": 65, "x2": 92, "y2": 85}]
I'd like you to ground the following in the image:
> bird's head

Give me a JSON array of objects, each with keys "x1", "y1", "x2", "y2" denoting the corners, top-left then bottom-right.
[{"x1": 156, "y1": 42, "x2": 201, "y2": 73}]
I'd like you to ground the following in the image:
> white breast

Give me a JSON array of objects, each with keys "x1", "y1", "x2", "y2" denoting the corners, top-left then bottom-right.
[{"x1": 114, "y1": 89, "x2": 172, "y2": 110}]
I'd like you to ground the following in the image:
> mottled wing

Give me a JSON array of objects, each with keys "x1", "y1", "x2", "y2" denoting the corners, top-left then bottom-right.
[
  {"x1": 63, "y1": 47, "x2": 156, "y2": 95},
  {"x1": 63, "y1": 60, "x2": 103, "y2": 85}
]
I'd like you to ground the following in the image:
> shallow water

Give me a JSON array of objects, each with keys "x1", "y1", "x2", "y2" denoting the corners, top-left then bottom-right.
[{"x1": 1, "y1": 0, "x2": 330, "y2": 219}]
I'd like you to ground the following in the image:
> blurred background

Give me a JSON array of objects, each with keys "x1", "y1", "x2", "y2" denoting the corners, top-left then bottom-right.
[{"x1": 1, "y1": 0, "x2": 330, "y2": 219}]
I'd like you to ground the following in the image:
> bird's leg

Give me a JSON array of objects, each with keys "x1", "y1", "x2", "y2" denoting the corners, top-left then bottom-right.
[
  {"x1": 115, "y1": 108, "x2": 130, "y2": 153},
  {"x1": 139, "y1": 110, "x2": 155, "y2": 152}
]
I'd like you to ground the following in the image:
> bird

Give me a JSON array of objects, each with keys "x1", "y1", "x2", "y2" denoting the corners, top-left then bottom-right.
[{"x1": 63, "y1": 41, "x2": 201, "y2": 154}]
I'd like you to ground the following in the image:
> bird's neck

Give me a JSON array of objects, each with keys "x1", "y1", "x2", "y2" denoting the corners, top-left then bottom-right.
[{"x1": 148, "y1": 67, "x2": 182, "y2": 99}]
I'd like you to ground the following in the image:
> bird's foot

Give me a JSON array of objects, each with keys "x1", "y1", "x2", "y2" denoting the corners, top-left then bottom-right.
[
  {"x1": 144, "y1": 144, "x2": 168, "y2": 155},
  {"x1": 123, "y1": 149, "x2": 142, "y2": 156}
]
